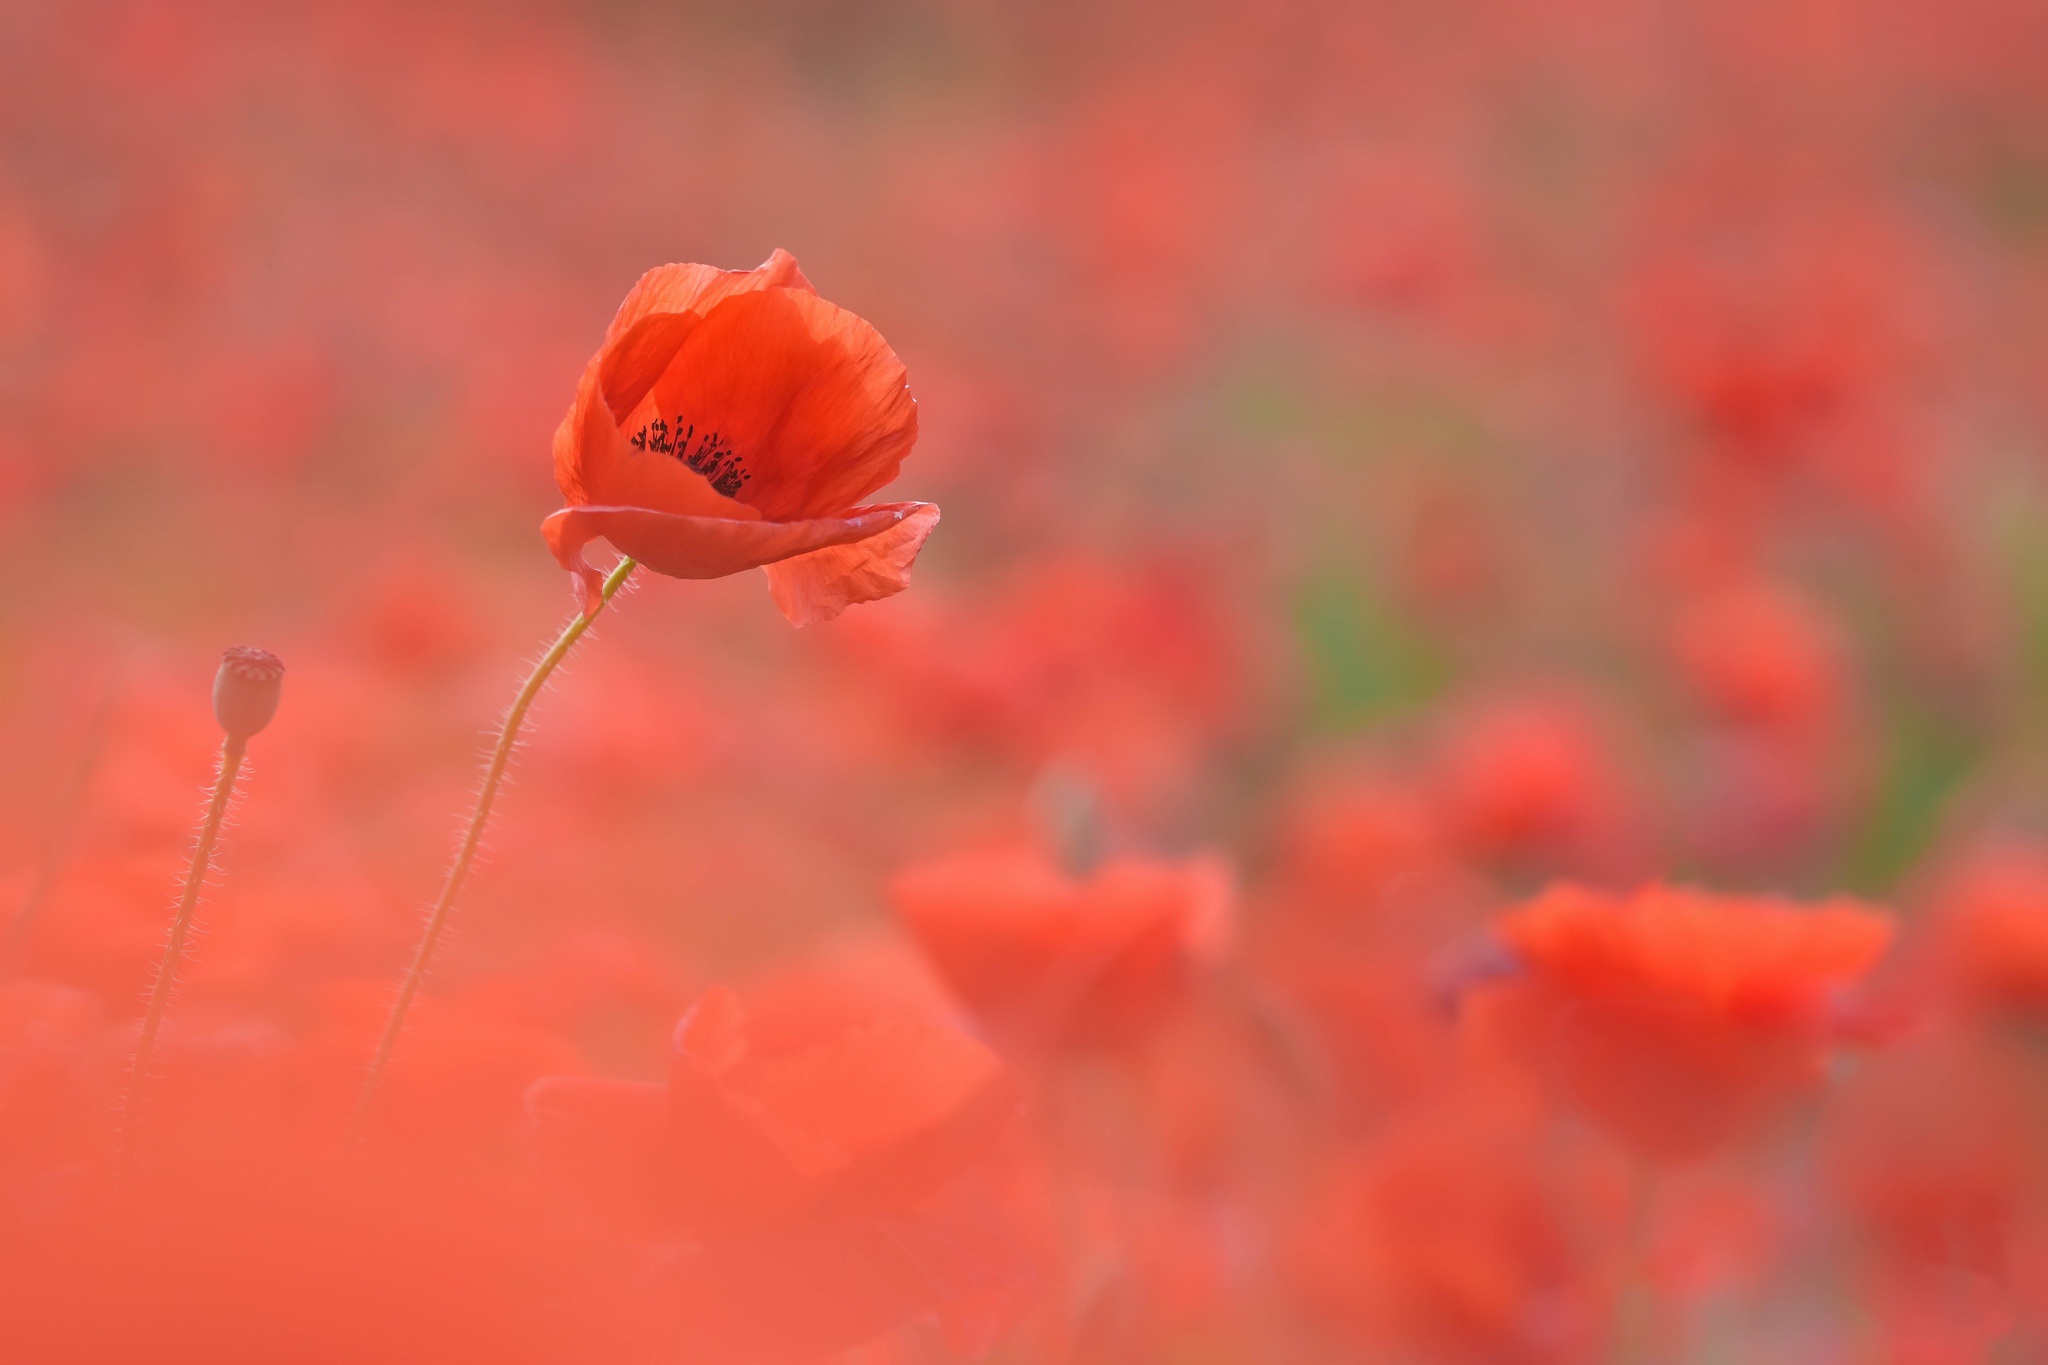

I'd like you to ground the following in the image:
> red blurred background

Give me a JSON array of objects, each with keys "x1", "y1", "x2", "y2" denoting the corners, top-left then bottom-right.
[{"x1": 4, "y1": 1, "x2": 2048, "y2": 1361}]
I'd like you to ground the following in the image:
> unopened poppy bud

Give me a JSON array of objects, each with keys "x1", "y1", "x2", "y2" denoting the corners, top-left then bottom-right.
[{"x1": 213, "y1": 646, "x2": 284, "y2": 740}]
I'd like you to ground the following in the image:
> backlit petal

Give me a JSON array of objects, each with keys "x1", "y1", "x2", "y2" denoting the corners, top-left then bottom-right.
[
  {"x1": 602, "y1": 249, "x2": 813, "y2": 345},
  {"x1": 542, "y1": 503, "x2": 930, "y2": 617},
  {"x1": 555, "y1": 372, "x2": 761, "y2": 522},
  {"x1": 641, "y1": 287, "x2": 917, "y2": 522},
  {"x1": 552, "y1": 250, "x2": 815, "y2": 505},
  {"x1": 764, "y1": 501, "x2": 940, "y2": 626}
]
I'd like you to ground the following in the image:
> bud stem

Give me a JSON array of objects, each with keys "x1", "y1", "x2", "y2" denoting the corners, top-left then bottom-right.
[
  {"x1": 118, "y1": 733, "x2": 247, "y2": 1174},
  {"x1": 351, "y1": 556, "x2": 638, "y2": 1146}
]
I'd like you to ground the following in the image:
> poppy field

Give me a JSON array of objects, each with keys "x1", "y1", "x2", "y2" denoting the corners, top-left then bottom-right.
[{"x1": 6, "y1": 1, "x2": 2048, "y2": 1361}]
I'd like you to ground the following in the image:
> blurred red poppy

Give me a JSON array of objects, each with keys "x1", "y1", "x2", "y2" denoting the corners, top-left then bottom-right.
[
  {"x1": 526, "y1": 984, "x2": 1013, "y2": 1235},
  {"x1": 1471, "y1": 882, "x2": 1894, "y2": 1162},
  {"x1": 1825, "y1": 1030, "x2": 2041, "y2": 1364},
  {"x1": 1929, "y1": 843, "x2": 2048, "y2": 1024},
  {"x1": 889, "y1": 847, "x2": 1232, "y2": 1053},
  {"x1": 526, "y1": 986, "x2": 1023, "y2": 1363},
  {"x1": 1668, "y1": 579, "x2": 1849, "y2": 736},
  {"x1": 544, "y1": 250, "x2": 939, "y2": 625},
  {"x1": 1290, "y1": 1088, "x2": 1629, "y2": 1365},
  {"x1": 1432, "y1": 693, "x2": 1651, "y2": 883}
]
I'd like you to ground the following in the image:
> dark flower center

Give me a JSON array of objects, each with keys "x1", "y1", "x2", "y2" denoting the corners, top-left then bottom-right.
[{"x1": 630, "y1": 416, "x2": 750, "y2": 498}]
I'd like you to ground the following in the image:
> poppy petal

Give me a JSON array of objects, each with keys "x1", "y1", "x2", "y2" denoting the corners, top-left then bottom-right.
[
  {"x1": 598, "y1": 313, "x2": 702, "y2": 424},
  {"x1": 541, "y1": 502, "x2": 933, "y2": 618},
  {"x1": 662, "y1": 992, "x2": 851, "y2": 1225},
  {"x1": 602, "y1": 249, "x2": 813, "y2": 345},
  {"x1": 890, "y1": 850, "x2": 1233, "y2": 1049},
  {"x1": 671, "y1": 985, "x2": 749, "y2": 1076},
  {"x1": 556, "y1": 374, "x2": 759, "y2": 524},
  {"x1": 640, "y1": 287, "x2": 918, "y2": 522},
  {"x1": 763, "y1": 501, "x2": 941, "y2": 627},
  {"x1": 742, "y1": 1014, "x2": 1013, "y2": 1213},
  {"x1": 553, "y1": 250, "x2": 814, "y2": 503}
]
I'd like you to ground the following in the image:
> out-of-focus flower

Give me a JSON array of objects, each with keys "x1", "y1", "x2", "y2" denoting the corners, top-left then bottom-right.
[
  {"x1": 1251, "y1": 772, "x2": 1496, "y2": 1118},
  {"x1": 1624, "y1": 201, "x2": 1934, "y2": 479},
  {"x1": 1669, "y1": 580, "x2": 1848, "y2": 736},
  {"x1": 838, "y1": 553, "x2": 1259, "y2": 814},
  {"x1": 542, "y1": 250, "x2": 938, "y2": 626},
  {"x1": 526, "y1": 985, "x2": 1014, "y2": 1235},
  {"x1": 1642, "y1": 1172, "x2": 1784, "y2": 1306},
  {"x1": 1471, "y1": 882, "x2": 1894, "y2": 1162},
  {"x1": 889, "y1": 847, "x2": 1232, "y2": 1053},
  {"x1": 527, "y1": 985, "x2": 1023, "y2": 1363},
  {"x1": 1826, "y1": 1030, "x2": 2042, "y2": 1364},
  {"x1": 1928, "y1": 843, "x2": 2048, "y2": 1024},
  {"x1": 1665, "y1": 578, "x2": 1863, "y2": 873},
  {"x1": 1432, "y1": 693, "x2": 1652, "y2": 882},
  {"x1": 1290, "y1": 1089, "x2": 1629, "y2": 1365},
  {"x1": 1264, "y1": 773, "x2": 1476, "y2": 934}
]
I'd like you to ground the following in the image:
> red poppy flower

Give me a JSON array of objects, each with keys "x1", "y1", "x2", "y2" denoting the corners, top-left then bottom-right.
[
  {"x1": 1929, "y1": 843, "x2": 2048, "y2": 1022},
  {"x1": 1289, "y1": 1089, "x2": 1629, "y2": 1365},
  {"x1": 1471, "y1": 882, "x2": 1894, "y2": 1163},
  {"x1": 543, "y1": 250, "x2": 939, "y2": 625},
  {"x1": 1668, "y1": 579, "x2": 1848, "y2": 736},
  {"x1": 889, "y1": 847, "x2": 1232, "y2": 1052},
  {"x1": 525, "y1": 987, "x2": 1023, "y2": 1364},
  {"x1": 1825, "y1": 1030, "x2": 2042, "y2": 1365},
  {"x1": 525, "y1": 985, "x2": 1013, "y2": 1235},
  {"x1": 1432, "y1": 693, "x2": 1650, "y2": 883}
]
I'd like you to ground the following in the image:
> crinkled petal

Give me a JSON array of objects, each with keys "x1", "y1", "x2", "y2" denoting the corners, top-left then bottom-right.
[
  {"x1": 552, "y1": 249, "x2": 814, "y2": 504},
  {"x1": 743, "y1": 1012, "x2": 1012, "y2": 1214},
  {"x1": 555, "y1": 372, "x2": 759, "y2": 521},
  {"x1": 602, "y1": 249, "x2": 813, "y2": 345},
  {"x1": 597, "y1": 312, "x2": 702, "y2": 424},
  {"x1": 764, "y1": 502, "x2": 940, "y2": 627},
  {"x1": 541, "y1": 502, "x2": 934, "y2": 618},
  {"x1": 640, "y1": 287, "x2": 917, "y2": 522},
  {"x1": 659, "y1": 989, "x2": 850, "y2": 1228}
]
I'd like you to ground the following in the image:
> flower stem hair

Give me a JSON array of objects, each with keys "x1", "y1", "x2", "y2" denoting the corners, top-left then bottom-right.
[
  {"x1": 117, "y1": 646, "x2": 284, "y2": 1174},
  {"x1": 351, "y1": 556, "x2": 637, "y2": 1146}
]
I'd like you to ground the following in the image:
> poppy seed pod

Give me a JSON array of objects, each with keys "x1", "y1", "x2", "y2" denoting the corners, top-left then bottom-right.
[{"x1": 213, "y1": 646, "x2": 285, "y2": 740}]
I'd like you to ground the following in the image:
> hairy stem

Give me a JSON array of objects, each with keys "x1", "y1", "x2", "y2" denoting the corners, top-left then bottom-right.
[
  {"x1": 118, "y1": 733, "x2": 246, "y2": 1174},
  {"x1": 351, "y1": 556, "x2": 637, "y2": 1145}
]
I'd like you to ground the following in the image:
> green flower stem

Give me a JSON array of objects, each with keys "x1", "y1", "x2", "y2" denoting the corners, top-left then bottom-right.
[
  {"x1": 119, "y1": 733, "x2": 247, "y2": 1175},
  {"x1": 351, "y1": 556, "x2": 637, "y2": 1147}
]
